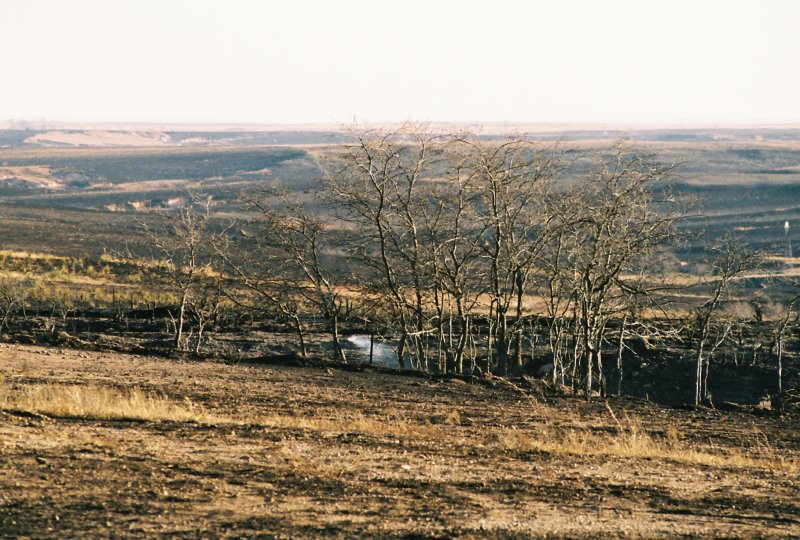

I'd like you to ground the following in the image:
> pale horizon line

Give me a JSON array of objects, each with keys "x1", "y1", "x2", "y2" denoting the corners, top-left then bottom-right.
[{"x1": 4, "y1": 119, "x2": 800, "y2": 133}]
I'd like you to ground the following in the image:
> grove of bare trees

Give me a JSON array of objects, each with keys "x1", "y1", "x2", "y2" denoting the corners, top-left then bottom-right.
[
  {"x1": 16, "y1": 125, "x2": 789, "y2": 405},
  {"x1": 153, "y1": 125, "x2": 787, "y2": 403}
]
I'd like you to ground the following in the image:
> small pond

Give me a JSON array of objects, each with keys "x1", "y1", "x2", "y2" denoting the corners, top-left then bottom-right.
[{"x1": 344, "y1": 334, "x2": 400, "y2": 368}]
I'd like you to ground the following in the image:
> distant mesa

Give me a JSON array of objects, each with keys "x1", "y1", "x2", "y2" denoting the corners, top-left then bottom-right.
[
  {"x1": 24, "y1": 130, "x2": 172, "y2": 147},
  {"x1": 0, "y1": 165, "x2": 64, "y2": 190},
  {"x1": 7, "y1": 124, "x2": 800, "y2": 149}
]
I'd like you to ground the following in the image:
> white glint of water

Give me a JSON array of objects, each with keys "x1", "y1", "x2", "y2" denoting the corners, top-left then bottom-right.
[{"x1": 345, "y1": 335, "x2": 399, "y2": 367}]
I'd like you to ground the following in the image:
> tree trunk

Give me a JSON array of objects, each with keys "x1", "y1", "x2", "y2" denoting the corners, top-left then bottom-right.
[
  {"x1": 584, "y1": 348, "x2": 594, "y2": 400},
  {"x1": 549, "y1": 320, "x2": 565, "y2": 387},
  {"x1": 597, "y1": 347, "x2": 606, "y2": 398},
  {"x1": 195, "y1": 320, "x2": 205, "y2": 354},
  {"x1": 415, "y1": 310, "x2": 426, "y2": 370},
  {"x1": 174, "y1": 290, "x2": 188, "y2": 351},
  {"x1": 695, "y1": 352, "x2": 703, "y2": 406},
  {"x1": 397, "y1": 332, "x2": 407, "y2": 369},
  {"x1": 695, "y1": 339, "x2": 705, "y2": 406},
  {"x1": 571, "y1": 325, "x2": 581, "y2": 393},
  {"x1": 496, "y1": 311, "x2": 508, "y2": 375},
  {"x1": 616, "y1": 315, "x2": 627, "y2": 396},
  {"x1": 487, "y1": 306, "x2": 494, "y2": 372},
  {"x1": 292, "y1": 315, "x2": 308, "y2": 358},
  {"x1": 513, "y1": 271, "x2": 525, "y2": 368},
  {"x1": 369, "y1": 327, "x2": 375, "y2": 364},
  {"x1": 776, "y1": 335, "x2": 783, "y2": 411},
  {"x1": 331, "y1": 312, "x2": 346, "y2": 363}
]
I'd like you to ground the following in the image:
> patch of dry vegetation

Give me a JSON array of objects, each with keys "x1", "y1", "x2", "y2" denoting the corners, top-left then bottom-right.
[
  {"x1": 3, "y1": 378, "x2": 795, "y2": 476},
  {"x1": 0, "y1": 383, "x2": 209, "y2": 422},
  {"x1": 0, "y1": 249, "x2": 178, "y2": 311},
  {"x1": 251, "y1": 402, "x2": 798, "y2": 475},
  {"x1": 494, "y1": 407, "x2": 799, "y2": 474},
  {"x1": 1, "y1": 345, "x2": 798, "y2": 538},
  {"x1": 194, "y1": 405, "x2": 795, "y2": 479},
  {"x1": 251, "y1": 409, "x2": 445, "y2": 439}
]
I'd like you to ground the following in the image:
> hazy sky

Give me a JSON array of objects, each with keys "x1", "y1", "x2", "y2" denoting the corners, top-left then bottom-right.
[{"x1": 2, "y1": 0, "x2": 798, "y2": 125}]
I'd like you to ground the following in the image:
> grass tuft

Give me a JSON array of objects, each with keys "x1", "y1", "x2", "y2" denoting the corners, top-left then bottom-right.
[
  {"x1": 0, "y1": 383, "x2": 208, "y2": 422},
  {"x1": 252, "y1": 410, "x2": 442, "y2": 438},
  {"x1": 494, "y1": 411, "x2": 799, "y2": 474}
]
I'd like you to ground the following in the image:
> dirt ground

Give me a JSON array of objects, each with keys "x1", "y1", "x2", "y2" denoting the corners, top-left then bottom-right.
[{"x1": 1, "y1": 343, "x2": 798, "y2": 538}]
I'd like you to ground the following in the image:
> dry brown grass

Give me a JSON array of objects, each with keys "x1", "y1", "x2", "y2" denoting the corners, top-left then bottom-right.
[
  {"x1": 2, "y1": 344, "x2": 798, "y2": 538},
  {"x1": 494, "y1": 409, "x2": 799, "y2": 474},
  {"x1": 0, "y1": 381, "x2": 442, "y2": 439},
  {"x1": 0, "y1": 383, "x2": 210, "y2": 422},
  {"x1": 252, "y1": 404, "x2": 799, "y2": 475},
  {"x1": 251, "y1": 409, "x2": 443, "y2": 439},
  {"x1": 3, "y1": 364, "x2": 797, "y2": 483},
  {"x1": 8, "y1": 380, "x2": 793, "y2": 475},
  {"x1": 0, "y1": 249, "x2": 68, "y2": 261}
]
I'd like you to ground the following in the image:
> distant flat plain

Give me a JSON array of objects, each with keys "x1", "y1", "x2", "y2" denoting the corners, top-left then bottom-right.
[{"x1": 1, "y1": 125, "x2": 798, "y2": 261}]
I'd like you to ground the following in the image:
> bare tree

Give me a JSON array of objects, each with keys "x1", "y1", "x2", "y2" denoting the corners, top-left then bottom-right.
[
  {"x1": 326, "y1": 126, "x2": 567, "y2": 375},
  {"x1": 188, "y1": 273, "x2": 224, "y2": 354},
  {"x1": 768, "y1": 289, "x2": 799, "y2": 411},
  {"x1": 0, "y1": 279, "x2": 28, "y2": 335},
  {"x1": 324, "y1": 124, "x2": 443, "y2": 368},
  {"x1": 556, "y1": 145, "x2": 687, "y2": 399},
  {"x1": 246, "y1": 188, "x2": 353, "y2": 363},
  {"x1": 455, "y1": 134, "x2": 562, "y2": 374},
  {"x1": 538, "y1": 190, "x2": 578, "y2": 385},
  {"x1": 691, "y1": 237, "x2": 761, "y2": 406},
  {"x1": 423, "y1": 143, "x2": 487, "y2": 374},
  {"x1": 137, "y1": 196, "x2": 217, "y2": 351},
  {"x1": 214, "y1": 219, "x2": 311, "y2": 358}
]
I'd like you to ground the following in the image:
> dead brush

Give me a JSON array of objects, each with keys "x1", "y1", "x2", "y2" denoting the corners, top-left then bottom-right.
[
  {"x1": 0, "y1": 383, "x2": 210, "y2": 422},
  {"x1": 252, "y1": 409, "x2": 442, "y2": 439},
  {"x1": 275, "y1": 439, "x2": 350, "y2": 480},
  {"x1": 493, "y1": 402, "x2": 799, "y2": 474}
]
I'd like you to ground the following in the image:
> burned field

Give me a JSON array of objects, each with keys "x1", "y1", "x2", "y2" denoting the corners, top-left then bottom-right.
[
  {"x1": 0, "y1": 128, "x2": 799, "y2": 537},
  {"x1": 1, "y1": 344, "x2": 798, "y2": 538},
  {"x1": 1, "y1": 132, "x2": 799, "y2": 258}
]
